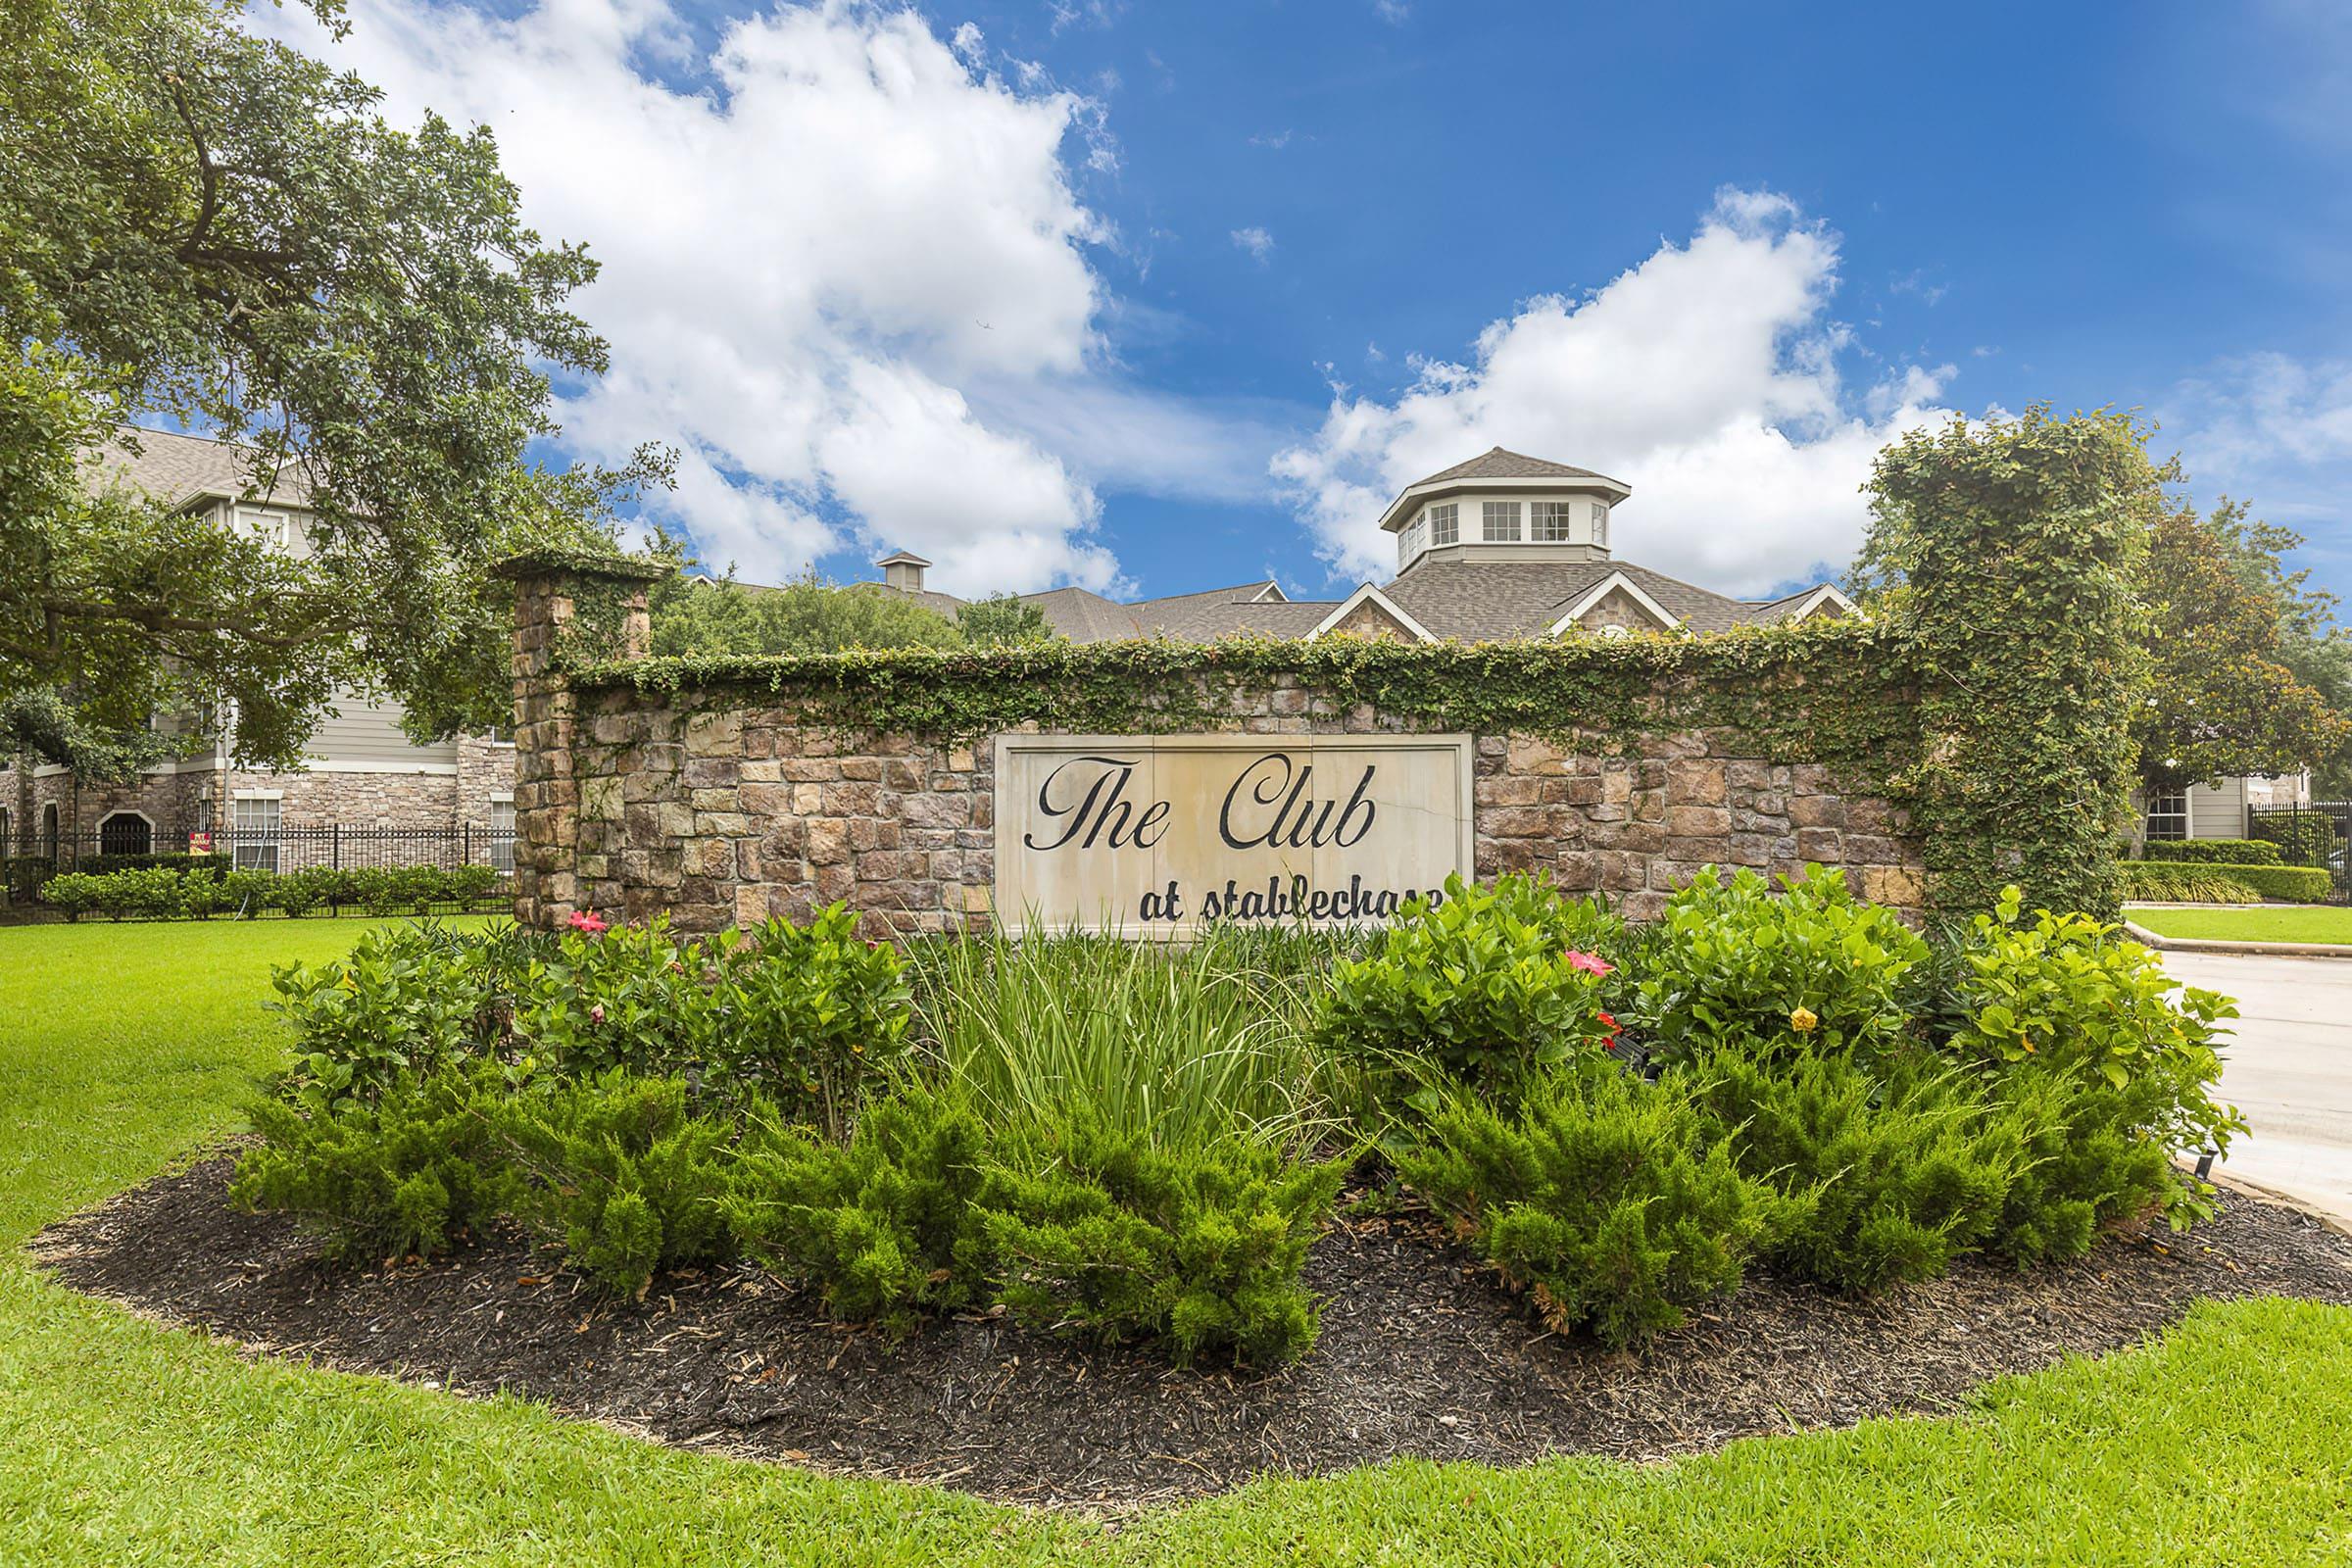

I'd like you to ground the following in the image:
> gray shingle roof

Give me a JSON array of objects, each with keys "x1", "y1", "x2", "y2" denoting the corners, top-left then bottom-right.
[
  {"x1": 1740, "y1": 586, "x2": 1847, "y2": 622},
  {"x1": 896, "y1": 578, "x2": 1308, "y2": 642},
  {"x1": 1374, "y1": 558, "x2": 1844, "y2": 639},
  {"x1": 875, "y1": 560, "x2": 1839, "y2": 644},
  {"x1": 85, "y1": 426, "x2": 316, "y2": 510},
  {"x1": 1411, "y1": 446, "x2": 1623, "y2": 487}
]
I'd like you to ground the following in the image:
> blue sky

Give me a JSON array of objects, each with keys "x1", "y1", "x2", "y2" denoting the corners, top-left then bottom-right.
[{"x1": 275, "y1": 0, "x2": 2352, "y2": 609}]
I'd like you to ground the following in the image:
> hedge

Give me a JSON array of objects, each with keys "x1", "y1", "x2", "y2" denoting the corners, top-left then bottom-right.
[
  {"x1": 2123, "y1": 861, "x2": 2332, "y2": 904},
  {"x1": 2139, "y1": 839, "x2": 2280, "y2": 866},
  {"x1": 40, "y1": 862, "x2": 504, "y2": 921}
]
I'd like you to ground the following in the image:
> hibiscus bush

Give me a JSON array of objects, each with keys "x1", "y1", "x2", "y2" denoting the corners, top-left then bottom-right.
[
  {"x1": 1313, "y1": 871, "x2": 1628, "y2": 1099},
  {"x1": 1632, "y1": 866, "x2": 1928, "y2": 1062}
]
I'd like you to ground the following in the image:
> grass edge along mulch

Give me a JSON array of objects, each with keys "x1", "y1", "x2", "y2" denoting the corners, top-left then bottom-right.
[
  {"x1": 24, "y1": 1152, "x2": 2352, "y2": 1515},
  {"x1": 8, "y1": 1259, "x2": 2352, "y2": 1566}
]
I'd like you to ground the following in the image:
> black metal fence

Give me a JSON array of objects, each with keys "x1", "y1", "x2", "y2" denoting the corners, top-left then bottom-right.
[
  {"x1": 2244, "y1": 802, "x2": 2350, "y2": 903},
  {"x1": 6, "y1": 824, "x2": 514, "y2": 874},
  {"x1": 2, "y1": 823, "x2": 514, "y2": 915}
]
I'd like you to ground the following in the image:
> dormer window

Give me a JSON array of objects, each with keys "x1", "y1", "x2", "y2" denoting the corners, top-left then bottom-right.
[
  {"x1": 1530, "y1": 501, "x2": 1571, "y2": 542},
  {"x1": 1426, "y1": 503, "x2": 1459, "y2": 546},
  {"x1": 1482, "y1": 500, "x2": 1522, "y2": 542}
]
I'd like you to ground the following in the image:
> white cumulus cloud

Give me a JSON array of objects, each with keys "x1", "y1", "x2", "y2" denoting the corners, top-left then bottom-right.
[
  {"x1": 258, "y1": 0, "x2": 1157, "y2": 594},
  {"x1": 1271, "y1": 188, "x2": 1958, "y2": 592}
]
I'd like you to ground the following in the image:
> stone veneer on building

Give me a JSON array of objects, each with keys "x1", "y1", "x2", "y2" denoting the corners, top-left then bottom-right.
[
  {"x1": 507, "y1": 562, "x2": 1926, "y2": 936},
  {"x1": 5, "y1": 736, "x2": 514, "y2": 851}
]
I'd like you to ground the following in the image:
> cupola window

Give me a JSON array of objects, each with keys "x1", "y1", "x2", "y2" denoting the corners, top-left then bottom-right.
[
  {"x1": 1530, "y1": 501, "x2": 1572, "y2": 542},
  {"x1": 1482, "y1": 500, "x2": 1522, "y2": 542},
  {"x1": 1426, "y1": 502, "x2": 1459, "y2": 547}
]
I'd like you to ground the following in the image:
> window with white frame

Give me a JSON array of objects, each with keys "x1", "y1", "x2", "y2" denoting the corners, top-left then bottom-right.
[
  {"x1": 2144, "y1": 792, "x2": 2188, "y2": 842},
  {"x1": 488, "y1": 797, "x2": 515, "y2": 874},
  {"x1": 1591, "y1": 500, "x2": 1610, "y2": 548},
  {"x1": 1426, "y1": 503, "x2": 1458, "y2": 547},
  {"x1": 1482, "y1": 500, "x2": 1522, "y2": 542},
  {"x1": 233, "y1": 795, "x2": 282, "y2": 870},
  {"x1": 1399, "y1": 516, "x2": 1427, "y2": 563},
  {"x1": 1530, "y1": 501, "x2": 1572, "y2": 542}
]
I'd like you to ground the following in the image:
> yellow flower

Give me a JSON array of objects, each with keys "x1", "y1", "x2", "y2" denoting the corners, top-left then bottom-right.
[{"x1": 1789, "y1": 1006, "x2": 1818, "y2": 1033}]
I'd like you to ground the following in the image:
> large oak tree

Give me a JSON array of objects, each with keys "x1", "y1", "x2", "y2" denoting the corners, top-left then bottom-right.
[
  {"x1": 1, "y1": 0, "x2": 664, "y2": 777},
  {"x1": 2132, "y1": 499, "x2": 2352, "y2": 796}
]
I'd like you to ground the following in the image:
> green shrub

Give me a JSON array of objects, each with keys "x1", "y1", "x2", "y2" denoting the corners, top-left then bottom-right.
[
  {"x1": 1945, "y1": 889, "x2": 2243, "y2": 1234},
  {"x1": 231, "y1": 1061, "x2": 507, "y2": 1262},
  {"x1": 270, "y1": 923, "x2": 507, "y2": 1112},
  {"x1": 2249, "y1": 811, "x2": 2337, "y2": 866},
  {"x1": 1690, "y1": 1044, "x2": 2024, "y2": 1295},
  {"x1": 1399, "y1": 1058, "x2": 1788, "y2": 1350},
  {"x1": 709, "y1": 909, "x2": 912, "y2": 1132},
  {"x1": 177, "y1": 872, "x2": 228, "y2": 919},
  {"x1": 1634, "y1": 866, "x2": 1929, "y2": 1063},
  {"x1": 1984, "y1": 1067, "x2": 2179, "y2": 1265},
  {"x1": 978, "y1": 1117, "x2": 1345, "y2": 1366},
  {"x1": 1314, "y1": 872, "x2": 1626, "y2": 1096},
  {"x1": 260, "y1": 866, "x2": 324, "y2": 916},
  {"x1": 2137, "y1": 838, "x2": 2280, "y2": 866},
  {"x1": 913, "y1": 926, "x2": 1337, "y2": 1154},
  {"x1": 2117, "y1": 861, "x2": 2263, "y2": 904},
  {"x1": 726, "y1": 1089, "x2": 992, "y2": 1336},
  {"x1": 40, "y1": 871, "x2": 103, "y2": 920},
  {"x1": 491, "y1": 1071, "x2": 739, "y2": 1298},
  {"x1": 49, "y1": 866, "x2": 189, "y2": 920},
  {"x1": 2212, "y1": 862, "x2": 2332, "y2": 902}
]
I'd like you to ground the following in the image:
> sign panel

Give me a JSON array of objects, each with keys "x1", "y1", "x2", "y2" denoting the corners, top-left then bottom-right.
[{"x1": 993, "y1": 733, "x2": 1475, "y2": 935}]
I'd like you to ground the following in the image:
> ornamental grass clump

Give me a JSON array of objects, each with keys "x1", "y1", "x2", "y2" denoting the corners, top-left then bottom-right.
[
  {"x1": 1399, "y1": 1056, "x2": 1788, "y2": 1351},
  {"x1": 909, "y1": 926, "x2": 1342, "y2": 1154},
  {"x1": 1634, "y1": 865, "x2": 1928, "y2": 1063}
]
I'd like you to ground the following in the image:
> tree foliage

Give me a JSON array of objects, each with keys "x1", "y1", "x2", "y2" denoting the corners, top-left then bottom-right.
[
  {"x1": 2132, "y1": 501, "x2": 2352, "y2": 793},
  {"x1": 956, "y1": 592, "x2": 1059, "y2": 648},
  {"x1": 0, "y1": 0, "x2": 663, "y2": 767},
  {"x1": 649, "y1": 572, "x2": 964, "y2": 657}
]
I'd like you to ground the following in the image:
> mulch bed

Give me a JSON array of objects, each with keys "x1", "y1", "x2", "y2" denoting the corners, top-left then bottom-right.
[{"x1": 30, "y1": 1155, "x2": 2352, "y2": 1508}]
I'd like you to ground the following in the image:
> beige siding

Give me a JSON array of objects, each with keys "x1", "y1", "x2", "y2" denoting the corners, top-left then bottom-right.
[
  {"x1": 2186, "y1": 777, "x2": 2247, "y2": 840},
  {"x1": 306, "y1": 690, "x2": 458, "y2": 769}
]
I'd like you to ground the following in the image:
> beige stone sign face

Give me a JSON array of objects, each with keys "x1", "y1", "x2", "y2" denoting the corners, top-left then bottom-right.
[{"x1": 993, "y1": 733, "x2": 1476, "y2": 936}]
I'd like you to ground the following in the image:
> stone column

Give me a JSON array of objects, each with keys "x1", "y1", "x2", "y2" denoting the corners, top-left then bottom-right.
[{"x1": 492, "y1": 552, "x2": 671, "y2": 929}]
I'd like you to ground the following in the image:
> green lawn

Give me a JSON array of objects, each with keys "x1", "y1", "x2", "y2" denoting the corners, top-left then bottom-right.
[
  {"x1": 2130, "y1": 903, "x2": 2352, "y2": 946},
  {"x1": 5, "y1": 920, "x2": 2352, "y2": 1565}
]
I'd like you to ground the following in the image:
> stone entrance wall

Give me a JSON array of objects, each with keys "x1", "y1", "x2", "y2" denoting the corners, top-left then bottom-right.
[{"x1": 505, "y1": 563, "x2": 1925, "y2": 936}]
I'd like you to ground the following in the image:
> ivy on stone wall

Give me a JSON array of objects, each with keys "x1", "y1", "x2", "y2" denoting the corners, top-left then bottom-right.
[
  {"x1": 573, "y1": 617, "x2": 1926, "y2": 795},
  {"x1": 1857, "y1": 408, "x2": 2155, "y2": 920}
]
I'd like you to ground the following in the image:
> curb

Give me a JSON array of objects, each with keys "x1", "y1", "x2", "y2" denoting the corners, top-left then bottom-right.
[
  {"x1": 2208, "y1": 1169, "x2": 2352, "y2": 1241},
  {"x1": 2122, "y1": 919, "x2": 2352, "y2": 959}
]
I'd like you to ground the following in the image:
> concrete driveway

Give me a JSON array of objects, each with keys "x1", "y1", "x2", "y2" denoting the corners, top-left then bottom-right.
[{"x1": 2161, "y1": 950, "x2": 2352, "y2": 1225}]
